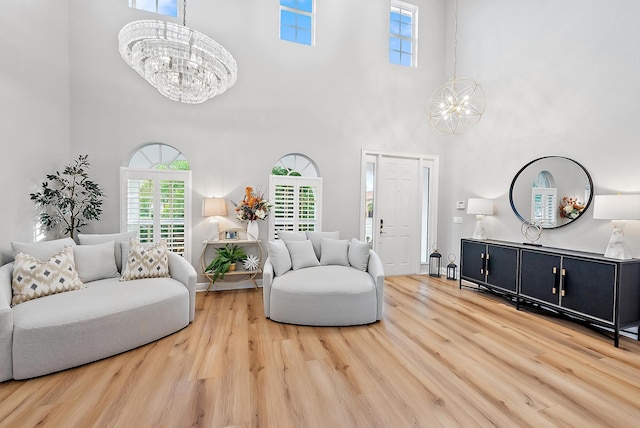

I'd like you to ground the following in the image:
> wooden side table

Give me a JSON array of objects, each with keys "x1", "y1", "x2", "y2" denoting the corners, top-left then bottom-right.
[{"x1": 200, "y1": 238, "x2": 263, "y2": 292}]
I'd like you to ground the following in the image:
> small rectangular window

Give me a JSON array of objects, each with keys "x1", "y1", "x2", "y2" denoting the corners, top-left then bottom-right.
[
  {"x1": 129, "y1": 0, "x2": 178, "y2": 18},
  {"x1": 280, "y1": 0, "x2": 314, "y2": 46},
  {"x1": 390, "y1": 1, "x2": 418, "y2": 67}
]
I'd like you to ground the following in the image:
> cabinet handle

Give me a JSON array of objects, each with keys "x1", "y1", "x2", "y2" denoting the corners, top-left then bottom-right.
[
  {"x1": 561, "y1": 289, "x2": 566, "y2": 297},
  {"x1": 561, "y1": 268, "x2": 566, "y2": 296},
  {"x1": 481, "y1": 252, "x2": 485, "y2": 259},
  {"x1": 551, "y1": 266, "x2": 558, "y2": 294},
  {"x1": 553, "y1": 267, "x2": 557, "y2": 274},
  {"x1": 485, "y1": 254, "x2": 490, "y2": 276}
]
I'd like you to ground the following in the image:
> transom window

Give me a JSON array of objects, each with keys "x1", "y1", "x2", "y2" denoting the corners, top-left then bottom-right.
[
  {"x1": 271, "y1": 153, "x2": 320, "y2": 177},
  {"x1": 390, "y1": 1, "x2": 418, "y2": 67},
  {"x1": 127, "y1": 143, "x2": 189, "y2": 170},
  {"x1": 128, "y1": 0, "x2": 178, "y2": 17},
  {"x1": 279, "y1": 0, "x2": 314, "y2": 46}
]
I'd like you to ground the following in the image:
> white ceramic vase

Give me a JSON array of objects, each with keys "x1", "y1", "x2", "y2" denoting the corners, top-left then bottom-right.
[{"x1": 247, "y1": 220, "x2": 259, "y2": 241}]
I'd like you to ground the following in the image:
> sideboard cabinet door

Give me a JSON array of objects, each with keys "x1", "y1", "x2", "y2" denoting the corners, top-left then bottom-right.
[
  {"x1": 520, "y1": 250, "x2": 561, "y2": 305},
  {"x1": 560, "y1": 257, "x2": 615, "y2": 323},
  {"x1": 461, "y1": 241, "x2": 487, "y2": 283},
  {"x1": 485, "y1": 245, "x2": 518, "y2": 293}
]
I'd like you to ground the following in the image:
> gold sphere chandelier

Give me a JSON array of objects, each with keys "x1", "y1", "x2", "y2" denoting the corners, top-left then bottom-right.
[
  {"x1": 118, "y1": 0, "x2": 237, "y2": 104},
  {"x1": 427, "y1": 0, "x2": 485, "y2": 134}
]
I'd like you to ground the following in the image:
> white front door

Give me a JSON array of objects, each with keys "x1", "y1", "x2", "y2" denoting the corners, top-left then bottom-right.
[
  {"x1": 376, "y1": 156, "x2": 420, "y2": 276},
  {"x1": 362, "y1": 151, "x2": 438, "y2": 276}
]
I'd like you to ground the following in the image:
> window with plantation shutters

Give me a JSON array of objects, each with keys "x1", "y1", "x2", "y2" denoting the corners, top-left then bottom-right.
[
  {"x1": 120, "y1": 168, "x2": 192, "y2": 261},
  {"x1": 269, "y1": 175, "x2": 322, "y2": 240}
]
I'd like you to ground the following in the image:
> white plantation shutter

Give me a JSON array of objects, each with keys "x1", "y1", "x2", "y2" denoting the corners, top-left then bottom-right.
[
  {"x1": 531, "y1": 188, "x2": 557, "y2": 228},
  {"x1": 120, "y1": 168, "x2": 192, "y2": 261},
  {"x1": 269, "y1": 175, "x2": 322, "y2": 240},
  {"x1": 125, "y1": 176, "x2": 155, "y2": 242}
]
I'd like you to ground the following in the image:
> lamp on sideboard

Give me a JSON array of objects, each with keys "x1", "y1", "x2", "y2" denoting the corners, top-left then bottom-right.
[
  {"x1": 202, "y1": 198, "x2": 228, "y2": 241},
  {"x1": 593, "y1": 194, "x2": 640, "y2": 259},
  {"x1": 467, "y1": 198, "x2": 494, "y2": 240}
]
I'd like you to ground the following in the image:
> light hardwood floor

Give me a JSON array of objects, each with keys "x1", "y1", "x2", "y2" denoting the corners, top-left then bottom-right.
[{"x1": 1, "y1": 275, "x2": 640, "y2": 427}]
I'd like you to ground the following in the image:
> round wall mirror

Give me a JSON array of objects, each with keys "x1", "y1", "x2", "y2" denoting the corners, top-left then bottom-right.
[{"x1": 509, "y1": 156, "x2": 593, "y2": 228}]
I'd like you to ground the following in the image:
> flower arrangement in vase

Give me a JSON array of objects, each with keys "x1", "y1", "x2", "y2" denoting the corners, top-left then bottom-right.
[
  {"x1": 234, "y1": 187, "x2": 271, "y2": 240},
  {"x1": 234, "y1": 187, "x2": 271, "y2": 221},
  {"x1": 559, "y1": 196, "x2": 585, "y2": 219}
]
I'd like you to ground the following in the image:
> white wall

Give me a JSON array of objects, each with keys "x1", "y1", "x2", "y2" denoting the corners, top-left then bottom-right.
[
  {"x1": 438, "y1": 0, "x2": 640, "y2": 261},
  {"x1": 0, "y1": 1, "x2": 70, "y2": 264},
  {"x1": 68, "y1": 0, "x2": 446, "y2": 270},
  {"x1": 5, "y1": 0, "x2": 638, "y2": 274}
]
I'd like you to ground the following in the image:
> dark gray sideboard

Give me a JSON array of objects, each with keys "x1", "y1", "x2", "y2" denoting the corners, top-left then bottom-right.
[{"x1": 460, "y1": 238, "x2": 640, "y2": 347}]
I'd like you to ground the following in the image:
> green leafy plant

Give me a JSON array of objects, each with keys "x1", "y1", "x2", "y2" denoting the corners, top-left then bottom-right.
[
  {"x1": 30, "y1": 155, "x2": 104, "y2": 240},
  {"x1": 205, "y1": 244, "x2": 248, "y2": 282}
]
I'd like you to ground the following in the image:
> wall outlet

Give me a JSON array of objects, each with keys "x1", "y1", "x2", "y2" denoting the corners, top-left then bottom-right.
[
  {"x1": 453, "y1": 217, "x2": 463, "y2": 224},
  {"x1": 456, "y1": 201, "x2": 466, "y2": 210}
]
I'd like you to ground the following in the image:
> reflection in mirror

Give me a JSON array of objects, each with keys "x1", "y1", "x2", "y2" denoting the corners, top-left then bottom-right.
[
  {"x1": 509, "y1": 157, "x2": 593, "y2": 229},
  {"x1": 531, "y1": 171, "x2": 557, "y2": 227}
]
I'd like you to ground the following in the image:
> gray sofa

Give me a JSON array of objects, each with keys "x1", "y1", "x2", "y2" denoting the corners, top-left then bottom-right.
[
  {"x1": 263, "y1": 232, "x2": 385, "y2": 326},
  {"x1": 0, "y1": 234, "x2": 196, "y2": 381}
]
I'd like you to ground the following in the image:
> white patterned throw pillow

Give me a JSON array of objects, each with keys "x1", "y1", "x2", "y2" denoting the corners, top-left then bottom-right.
[
  {"x1": 11, "y1": 246, "x2": 85, "y2": 306},
  {"x1": 121, "y1": 239, "x2": 170, "y2": 281}
]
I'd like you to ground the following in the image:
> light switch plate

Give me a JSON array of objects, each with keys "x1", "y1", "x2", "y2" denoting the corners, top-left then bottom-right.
[
  {"x1": 456, "y1": 201, "x2": 466, "y2": 210},
  {"x1": 453, "y1": 217, "x2": 463, "y2": 224}
]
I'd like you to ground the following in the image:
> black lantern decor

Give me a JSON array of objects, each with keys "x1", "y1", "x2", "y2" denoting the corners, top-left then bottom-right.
[
  {"x1": 447, "y1": 253, "x2": 458, "y2": 280},
  {"x1": 429, "y1": 244, "x2": 442, "y2": 277}
]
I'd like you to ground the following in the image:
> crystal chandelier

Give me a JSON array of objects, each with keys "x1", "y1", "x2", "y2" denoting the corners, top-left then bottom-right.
[
  {"x1": 118, "y1": 0, "x2": 237, "y2": 104},
  {"x1": 426, "y1": 0, "x2": 485, "y2": 134}
]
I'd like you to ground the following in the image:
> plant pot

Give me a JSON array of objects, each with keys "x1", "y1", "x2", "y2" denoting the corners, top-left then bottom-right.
[{"x1": 228, "y1": 263, "x2": 237, "y2": 272}]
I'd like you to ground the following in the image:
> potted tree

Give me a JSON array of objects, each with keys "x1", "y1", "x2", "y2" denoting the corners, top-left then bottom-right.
[
  {"x1": 30, "y1": 154, "x2": 104, "y2": 240},
  {"x1": 205, "y1": 244, "x2": 248, "y2": 283}
]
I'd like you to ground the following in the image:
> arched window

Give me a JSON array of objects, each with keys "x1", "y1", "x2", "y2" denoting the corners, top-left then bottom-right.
[
  {"x1": 269, "y1": 154, "x2": 322, "y2": 240},
  {"x1": 120, "y1": 143, "x2": 192, "y2": 260},
  {"x1": 127, "y1": 143, "x2": 190, "y2": 170},
  {"x1": 271, "y1": 153, "x2": 320, "y2": 177}
]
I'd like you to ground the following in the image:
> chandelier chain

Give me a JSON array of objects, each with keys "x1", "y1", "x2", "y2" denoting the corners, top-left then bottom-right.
[
  {"x1": 183, "y1": 0, "x2": 187, "y2": 26},
  {"x1": 453, "y1": 0, "x2": 459, "y2": 81}
]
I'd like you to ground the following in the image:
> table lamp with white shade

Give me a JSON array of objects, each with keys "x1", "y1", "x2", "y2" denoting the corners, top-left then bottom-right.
[
  {"x1": 202, "y1": 198, "x2": 228, "y2": 241},
  {"x1": 467, "y1": 198, "x2": 494, "y2": 240},
  {"x1": 593, "y1": 194, "x2": 640, "y2": 259}
]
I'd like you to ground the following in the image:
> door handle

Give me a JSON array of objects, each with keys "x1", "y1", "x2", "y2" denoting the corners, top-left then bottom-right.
[{"x1": 379, "y1": 218, "x2": 384, "y2": 234}]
